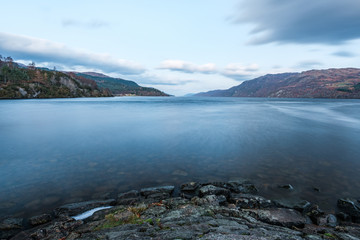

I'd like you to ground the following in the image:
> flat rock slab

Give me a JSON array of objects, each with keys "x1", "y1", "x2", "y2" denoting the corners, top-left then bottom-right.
[
  {"x1": 140, "y1": 186, "x2": 174, "y2": 198},
  {"x1": 199, "y1": 185, "x2": 230, "y2": 198},
  {"x1": 246, "y1": 208, "x2": 306, "y2": 228},
  {"x1": 54, "y1": 199, "x2": 116, "y2": 217}
]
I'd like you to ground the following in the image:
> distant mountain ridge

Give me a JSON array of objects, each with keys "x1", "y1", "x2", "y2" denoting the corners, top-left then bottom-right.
[
  {"x1": 74, "y1": 72, "x2": 169, "y2": 96},
  {"x1": 0, "y1": 55, "x2": 169, "y2": 99},
  {"x1": 195, "y1": 68, "x2": 360, "y2": 98}
]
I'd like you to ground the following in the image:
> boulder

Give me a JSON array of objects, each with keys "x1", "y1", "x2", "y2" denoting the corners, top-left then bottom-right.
[
  {"x1": 246, "y1": 208, "x2": 306, "y2": 228},
  {"x1": 337, "y1": 198, "x2": 360, "y2": 218},
  {"x1": 316, "y1": 214, "x2": 337, "y2": 227},
  {"x1": 231, "y1": 194, "x2": 273, "y2": 209},
  {"x1": 273, "y1": 199, "x2": 311, "y2": 212}
]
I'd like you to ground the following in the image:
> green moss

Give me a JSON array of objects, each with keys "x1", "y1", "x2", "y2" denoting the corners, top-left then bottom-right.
[{"x1": 324, "y1": 232, "x2": 336, "y2": 239}]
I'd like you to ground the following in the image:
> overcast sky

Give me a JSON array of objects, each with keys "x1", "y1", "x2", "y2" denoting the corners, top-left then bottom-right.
[{"x1": 1, "y1": 0, "x2": 359, "y2": 95}]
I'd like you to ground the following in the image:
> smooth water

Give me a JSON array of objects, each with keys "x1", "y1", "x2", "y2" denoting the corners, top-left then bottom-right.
[{"x1": 1, "y1": 97, "x2": 360, "y2": 218}]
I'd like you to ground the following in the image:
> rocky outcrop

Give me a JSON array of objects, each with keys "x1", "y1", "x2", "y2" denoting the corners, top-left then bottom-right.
[{"x1": 3, "y1": 181, "x2": 360, "y2": 240}]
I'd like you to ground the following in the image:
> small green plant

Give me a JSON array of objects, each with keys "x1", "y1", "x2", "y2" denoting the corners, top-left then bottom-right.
[{"x1": 324, "y1": 232, "x2": 336, "y2": 239}]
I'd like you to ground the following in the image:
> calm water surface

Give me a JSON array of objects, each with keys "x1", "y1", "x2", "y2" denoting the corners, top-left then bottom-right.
[{"x1": 1, "y1": 97, "x2": 360, "y2": 218}]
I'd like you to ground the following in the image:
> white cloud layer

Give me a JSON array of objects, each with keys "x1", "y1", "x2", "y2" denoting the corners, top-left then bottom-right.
[
  {"x1": 0, "y1": 32, "x2": 145, "y2": 75},
  {"x1": 222, "y1": 63, "x2": 259, "y2": 80},
  {"x1": 159, "y1": 60, "x2": 217, "y2": 74}
]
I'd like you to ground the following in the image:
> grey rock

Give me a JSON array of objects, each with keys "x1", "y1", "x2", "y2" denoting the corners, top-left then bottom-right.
[
  {"x1": 192, "y1": 195, "x2": 220, "y2": 206},
  {"x1": 180, "y1": 182, "x2": 200, "y2": 192},
  {"x1": 140, "y1": 186, "x2": 174, "y2": 198},
  {"x1": 28, "y1": 214, "x2": 52, "y2": 226},
  {"x1": 274, "y1": 198, "x2": 311, "y2": 212},
  {"x1": 232, "y1": 194, "x2": 273, "y2": 209},
  {"x1": 199, "y1": 185, "x2": 230, "y2": 198},
  {"x1": 117, "y1": 190, "x2": 139, "y2": 200},
  {"x1": 116, "y1": 190, "x2": 140, "y2": 205},
  {"x1": 338, "y1": 198, "x2": 360, "y2": 218},
  {"x1": 246, "y1": 208, "x2": 306, "y2": 228},
  {"x1": 54, "y1": 199, "x2": 116, "y2": 217}
]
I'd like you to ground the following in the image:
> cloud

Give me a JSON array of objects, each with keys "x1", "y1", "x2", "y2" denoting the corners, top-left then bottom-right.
[
  {"x1": 0, "y1": 32, "x2": 145, "y2": 75},
  {"x1": 133, "y1": 72, "x2": 197, "y2": 86},
  {"x1": 332, "y1": 51, "x2": 356, "y2": 58},
  {"x1": 221, "y1": 63, "x2": 259, "y2": 80},
  {"x1": 159, "y1": 60, "x2": 217, "y2": 74},
  {"x1": 234, "y1": 0, "x2": 360, "y2": 45},
  {"x1": 62, "y1": 19, "x2": 109, "y2": 28},
  {"x1": 295, "y1": 60, "x2": 323, "y2": 69}
]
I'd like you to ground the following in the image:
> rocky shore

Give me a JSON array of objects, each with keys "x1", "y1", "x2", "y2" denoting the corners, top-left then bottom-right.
[{"x1": 2, "y1": 180, "x2": 360, "y2": 240}]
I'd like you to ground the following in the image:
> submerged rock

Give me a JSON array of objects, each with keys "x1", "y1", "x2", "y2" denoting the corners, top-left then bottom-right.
[
  {"x1": 28, "y1": 214, "x2": 52, "y2": 226},
  {"x1": 140, "y1": 186, "x2": 174, "y2": 198},
  {"x1": 0, "y1": 218, "x2": 23, "y2": 230}
]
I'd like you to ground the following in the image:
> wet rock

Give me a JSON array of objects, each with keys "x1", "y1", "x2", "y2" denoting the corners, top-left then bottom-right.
[
  {"x1": 0, "y1": 218, "x2": 23, "y2": 230},
  {"x1": 198, "y1": 185, "x2": 230, "y2": 198},
  {"x1": 191, "y1": 195, "x2": 227, "y2": 206},
  {"x1": 274, "y1": 198, "x2": 311, "y2": 212},
  {"x1": 140, "y1": 186, "x2": 174, "y2": 198},
  {"x1": 116, "y1": 190, "x2": 140, "y2": 205},
  {"x1": 231, "y1": 194, "x2": 273, "y2": 209},
  {"x1": 227, "y1": 180, "x2": 258, "y2": 194},
  {"x1": 246, "y1": 208, "x2": 306, "y2": 228},
  {"x1": 54, "y1": 199, "x2": 116, "y2": 217},
  {"x1": 0, "y1": 218, "x2": 23, "y2": 240},
  {"x1": 316, "y1": 214, "x2": 337, "y2": 227},
  {"x1": 279, "y1": 184, "x2": 294, "y2": 190},
  {"x1": 337, "y1": 212, "x2": 352, "y2": 221},
  {"x1": 180, "y1": 182, "x2": 200, "y2": 192},
  {"x1": 338, "y1": 198, "x2": 360, "y2": 218},
  {"x1": 28, "y1": 214, "x2": 52, "y2": 226},
  {"x1": 305, "y1": 204, "x2": 325, "y2": 224}
]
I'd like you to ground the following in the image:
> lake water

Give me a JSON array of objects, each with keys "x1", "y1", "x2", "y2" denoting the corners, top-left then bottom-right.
[{"x1": 1, "y1": 97, "x2": 360, "y2": 218}]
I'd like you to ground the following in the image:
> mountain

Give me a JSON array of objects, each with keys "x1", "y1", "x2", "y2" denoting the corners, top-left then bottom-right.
[
  {"x1": 74, "y1": 72, "x2": 169, "y2": 96},
  {"x1": 0, "y1": 56, "x2": 169, "y2": 99},
  {"x1": 0, "y1": 61, "x2": 112, "y2": 99},
  {"x1": 195, "y1": 68, "x2": 360, "y2": 98}
]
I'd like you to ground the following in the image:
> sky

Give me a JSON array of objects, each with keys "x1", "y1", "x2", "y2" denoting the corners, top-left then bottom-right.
[{"x1": 0, "y1": 0, "x2": 359, "y2": 96}]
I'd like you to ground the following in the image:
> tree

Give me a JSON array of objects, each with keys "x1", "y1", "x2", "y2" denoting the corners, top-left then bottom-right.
[
  {"x1": 28, "y1": 61, "x2": 36, "y2": 70},
  {"x1": 5, "y1": 56, "x2": 13, "y2": 68}
]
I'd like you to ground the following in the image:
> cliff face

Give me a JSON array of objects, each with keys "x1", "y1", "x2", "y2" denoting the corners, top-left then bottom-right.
[
  {"x1": 196, "y1": 68, "x2": 360, "y2": 98},
  {"x1": 0, "y1": 63, "x2": 112, "y2": 99}
]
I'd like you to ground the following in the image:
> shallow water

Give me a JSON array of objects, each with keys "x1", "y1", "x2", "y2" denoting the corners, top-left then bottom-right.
[{"x1": 1, "y1": 97, "x2": 360, "y2": 218}]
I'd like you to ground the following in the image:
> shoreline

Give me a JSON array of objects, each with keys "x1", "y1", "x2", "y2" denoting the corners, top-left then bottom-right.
[{"x1": 1, "y1": 180, "x2": 360, "y2": 239}]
